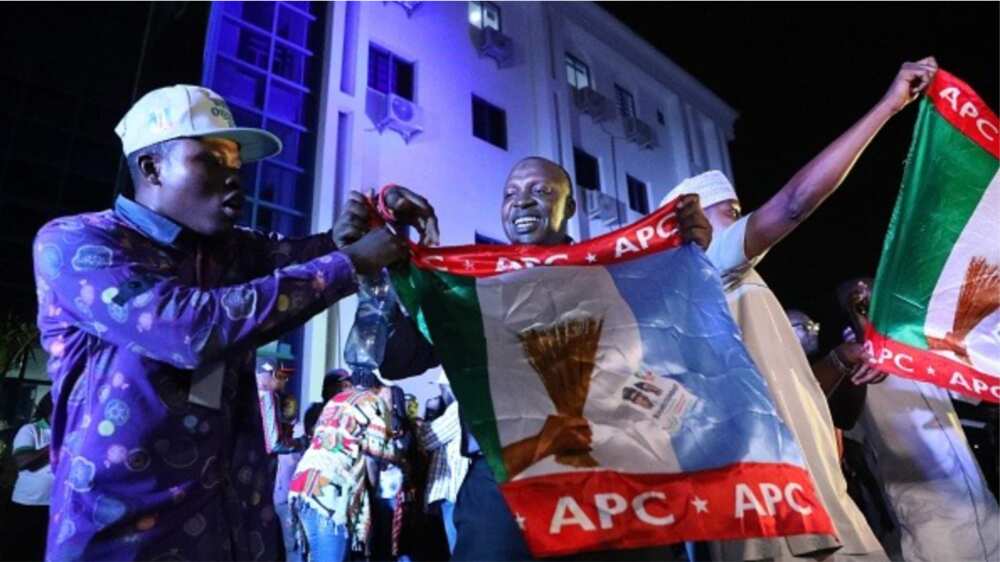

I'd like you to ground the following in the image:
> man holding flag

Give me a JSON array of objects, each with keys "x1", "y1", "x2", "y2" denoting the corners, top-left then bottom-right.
[
  {"x1": 376, "y1": 154, "x2": 841, "y2": 559},
  {"x1": 660, "y1": 58, "x2": 941, "y2": 561},
  {"x1": 860, "y1": 58, "x2": 1000, "y2": 561},
  {"x1": 334, "y1": 159, "x2": 714, "y2": 560}
]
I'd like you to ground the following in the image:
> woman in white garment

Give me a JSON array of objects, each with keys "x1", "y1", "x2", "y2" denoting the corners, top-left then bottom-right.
[
  {"x1": 839, "y1": 278, "x2": 999, "y2": 562},
  {"x1": 661, "y1": 58, "x2": 938, "y2": 562}
]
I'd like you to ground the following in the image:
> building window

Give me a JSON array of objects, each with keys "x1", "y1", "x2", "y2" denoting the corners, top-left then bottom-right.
[
  {"x1": 656, "y1": 109, "x2": 665, "y2": 126},
  {"x1": 573, "y1": 147, "x2": 600, "y2": 191},
  {"x1": 203, "y1": 0, "x2": 328, "y2": 396},
  {"x1": 472, "y1": 95, "x2": 507, "y2": 149},
  {"x1": 368, "y1": 44, "x2": 415, "y2": 101},
  {"x1": 626, "y1": 174, "x2": 649, "y2": 214},
  {"x1": 565, "y1": 53, "x2": 591, "y2": 90},
  {"x1": 615, "y1": 84, "x2": 636, "y2": 119},
  {"x1": 468, "y1": 1, "x2": 501, "y2": 31}
]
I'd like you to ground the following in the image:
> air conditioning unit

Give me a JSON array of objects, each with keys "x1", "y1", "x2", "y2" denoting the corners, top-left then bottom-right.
[
  {"x1": 365, "y1": 88, "x2": 424, "y2": 143},
  {"x1": 572, "y1": 87, "x2": 615, "y2": 123},
  {"x1": 473, "y1": 27, "x2": 513, "y2": 68},
  {"x1": 583, "y1": 188, "x2": 603, "y2": 219},
  {"x1": 623, "y1": 117, "x2": 657, "y2": 149},
  {"x1": 387, "y1": 1, "x2": 421, "y2": 17},
  {"x1": 583, "y1": 190, "x2": 625, "y2": 225},
  {"x1": 598, "y1": 194, "x2": 627, "y2": 226},
  {"x1": 384, "y1": 94, "x2": 424, "y2": 143}
]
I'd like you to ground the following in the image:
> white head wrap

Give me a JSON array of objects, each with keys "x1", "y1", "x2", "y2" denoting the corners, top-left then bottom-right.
[{"x1": 659, "y1": 170, "x2": 738, "y2": 209}]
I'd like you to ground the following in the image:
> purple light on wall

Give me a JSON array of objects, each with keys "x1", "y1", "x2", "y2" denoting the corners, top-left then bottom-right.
[{"x1": 202, "y1": 0, "x2": 327, "y2": 400}]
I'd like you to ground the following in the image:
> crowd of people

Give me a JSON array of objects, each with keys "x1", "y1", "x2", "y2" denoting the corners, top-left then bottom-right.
[{"x1": 9, "y1": 55, "x2": 997, "y2": 562}]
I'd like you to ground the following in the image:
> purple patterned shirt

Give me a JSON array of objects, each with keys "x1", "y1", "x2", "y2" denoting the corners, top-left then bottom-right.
[{"x1": 33, "y1": 196, "x2": 358, "y2": 561}]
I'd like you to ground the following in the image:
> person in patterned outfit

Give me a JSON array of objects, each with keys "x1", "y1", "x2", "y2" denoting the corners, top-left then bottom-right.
[
  {"x1": 288, "y1": 369, "x2": 404, "y2": 561},
  {"x1": 32, "y1": 84, "x2": 411, "y2": 561}
]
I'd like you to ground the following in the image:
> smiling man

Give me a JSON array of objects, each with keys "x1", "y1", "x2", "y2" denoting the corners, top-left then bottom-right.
[
  {"x1": 501, "y1": 157, "x2": 578, "y2": 245},
  {"x1": 360, "y1": 156, "x2": 711, "y2": 561},
  {"x1": 33, "y1": 85, "x2": 410, "y2": 561}
]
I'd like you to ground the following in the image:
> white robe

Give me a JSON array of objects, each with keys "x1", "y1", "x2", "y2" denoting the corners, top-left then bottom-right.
[
  {"x1": 848, "y1": 376, "x2": 999, "y2": 562},
  {"x1": 706, "y1": 216, "x2": 885, "y2": 561}
]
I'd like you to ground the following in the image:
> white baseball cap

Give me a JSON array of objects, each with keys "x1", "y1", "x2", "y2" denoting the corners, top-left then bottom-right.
[
  {"x1": 115, "y1": 84, "x2": 282, "y2": 162},
  {"x1": 659, "y1": 170, "x2": 738, "y2": 209}
]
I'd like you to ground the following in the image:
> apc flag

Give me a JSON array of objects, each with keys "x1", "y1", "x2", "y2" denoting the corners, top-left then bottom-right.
[
  {"x1": 866, "y1": 70, "x2": 1000, "y2": 403},
  {"x1": 391, "y1": 203, "x2": 835, "y2": 557}
]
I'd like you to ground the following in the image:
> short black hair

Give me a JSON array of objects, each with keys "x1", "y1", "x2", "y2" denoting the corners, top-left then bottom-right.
[
  {"x1": 303, "y1": 401, "x2": 323, "y2": 438},
  {"x1": 322, "y1": 368, "x2": 350, "y2": 401},
  {"x1": 34, "y1": 392, "x2": 52, "y2": 421},
  {"x1": 835, "y1": 277, "x2": 874, "y2": 313},
  {"x1": 350, "y1": 369, "x2": 381, "y2": 389},
  {"x1": 514, "y1": 156, "x2": 573, "y2": 194}
]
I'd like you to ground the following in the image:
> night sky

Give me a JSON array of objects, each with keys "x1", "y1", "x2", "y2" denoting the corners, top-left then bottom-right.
[{"x1": 602, "y1": 1, "x2": 999, "y2": 350}]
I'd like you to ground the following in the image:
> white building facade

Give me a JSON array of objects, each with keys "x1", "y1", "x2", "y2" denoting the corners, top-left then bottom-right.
[{"x1": 269, "y1": 1, "x2": 737, "y2": 406}]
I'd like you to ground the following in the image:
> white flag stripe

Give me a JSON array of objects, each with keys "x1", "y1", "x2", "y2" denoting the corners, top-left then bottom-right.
[
  {"x1": 925, "y1": 168, "x2": 1000, "y2": 376},
  {"x1": 477, "y1": 265, "x2": 682, "y2": 480}
]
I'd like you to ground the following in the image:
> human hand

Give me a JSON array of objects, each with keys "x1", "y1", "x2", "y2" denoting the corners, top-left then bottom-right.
[
  {"x1": 879, "y1": 57, "x2": 938, "y2": 114},
  {"x1": 676, "y1": 194, "x2": 712, "y2": 250},
  {"x1": 383, "y1": 185, "x2": 440, "y2": 246},
  {"x1": 339, "y1": 227, "x2": 410, "y2": 276},
  {"x1": 333, "y1": 191, "x2": 374, "y2": 248},
  {"x1": 834, "y1": 342, "x2": 888, "y2": 385},
  {"x1": 536, "y1": 414, "x2": 592, "y2": 462}
]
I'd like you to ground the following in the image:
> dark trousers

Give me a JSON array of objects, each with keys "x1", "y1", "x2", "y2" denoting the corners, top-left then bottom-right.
[
  {"x1": 1, "y1": 502, "x2": 48, "y2": 562},
  {"x1": 453, "y1": 457, "x2": 532, "y2": 562}
]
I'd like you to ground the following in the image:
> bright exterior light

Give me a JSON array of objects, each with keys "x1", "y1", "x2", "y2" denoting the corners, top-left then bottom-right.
[{"x1": 468, "y1": 2, "x2": 482, "y2": 27}]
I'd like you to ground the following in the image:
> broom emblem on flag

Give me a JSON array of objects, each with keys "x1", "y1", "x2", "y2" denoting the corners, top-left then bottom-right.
[
  {"x1": 518, "y1": 315, "x2": 604, "y2": 468},
  {"x1": 927, "y1": 256, "x2": 1000, "y2": 361}
]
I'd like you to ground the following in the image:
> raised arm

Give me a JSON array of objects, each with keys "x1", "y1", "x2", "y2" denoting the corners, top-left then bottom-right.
[
  {"x1": 745, "y1": 58, "x2": 938, "y2": 259},
  {"x1": 34, "y1": 220, "x2": 406, "y2": 370},
  {"x1": 240, "y1": 227, "x2": 339, "y2": 270}
]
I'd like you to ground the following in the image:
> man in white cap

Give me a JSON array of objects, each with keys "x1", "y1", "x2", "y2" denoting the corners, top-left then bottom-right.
[
  {"x1": 661, "y1": 58, "x2": 938, "y2": 561},
  {"x1": 31, "y1": 84, "x2": 434, "y2": 561}
]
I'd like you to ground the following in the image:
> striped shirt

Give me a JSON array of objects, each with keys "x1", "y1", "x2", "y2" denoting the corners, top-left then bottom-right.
[{"x1": 417, "y1": 402, "x2": 470, "y2": 508}]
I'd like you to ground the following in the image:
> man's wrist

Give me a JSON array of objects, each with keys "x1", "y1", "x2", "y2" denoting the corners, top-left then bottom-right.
[
  {"x1": 829, "y1": 348, "x2": 853, "y2": 376},
  {"x1": 873, "y1": 96, "x2": 902, "y2": 119}
]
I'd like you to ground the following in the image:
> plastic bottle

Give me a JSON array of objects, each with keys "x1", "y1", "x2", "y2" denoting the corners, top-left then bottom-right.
[{"x1": 344, "y1": 268, "x2": 396, "y2": 373}]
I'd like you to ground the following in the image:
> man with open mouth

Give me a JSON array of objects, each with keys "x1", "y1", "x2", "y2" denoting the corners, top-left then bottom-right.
[{"x1": 32, "y1": 84, "x2": 416, "y2": 561}]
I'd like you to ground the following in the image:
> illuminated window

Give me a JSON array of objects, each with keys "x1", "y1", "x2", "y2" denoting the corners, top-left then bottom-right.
[
  {"x1": 615, "y1": 84, "x2": 636, "y2": 119},
  {"x1": 472, "y1": 95, "x2": 507, "y2": 150},
  {"x1": 368, "y1": 44, "x2": 415, "y2": 101},
  {"x1": 565, "y1": 53, "x2": 590, "y2": 90},
  {"x1": 626, "y1": 174, "x2": 649, "y2": 214},
  {"x1": 468, "y1": 1, "x2": 501, "y2": 31}
]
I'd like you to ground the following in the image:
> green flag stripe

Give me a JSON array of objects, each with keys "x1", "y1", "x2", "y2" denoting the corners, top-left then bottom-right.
[
  {"x1": 871, "y1": 99, "x2": 999, "y2": 349},
  {"x1": 391, "y1": 265, "x2": 508, "y2": 481}
]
